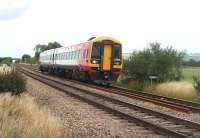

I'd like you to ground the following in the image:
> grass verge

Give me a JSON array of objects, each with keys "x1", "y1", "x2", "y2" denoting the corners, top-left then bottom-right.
[
  {"x1": 0, "y1": 93, "x2": 66, "y2": 138},
  {"x1": 117, "y1": 76, "x2": 200, "y2": 103},
  {"x1": 153, "y1": 81, "x2": 200, "y2": 102}
]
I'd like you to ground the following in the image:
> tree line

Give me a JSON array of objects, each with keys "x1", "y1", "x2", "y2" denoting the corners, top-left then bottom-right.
[
  {"x1": 0, "y1": 57, "x2": 12, "y2": 65},
  {"x1": 182, "y1": 59, "x2": 200, "y2": 67}
]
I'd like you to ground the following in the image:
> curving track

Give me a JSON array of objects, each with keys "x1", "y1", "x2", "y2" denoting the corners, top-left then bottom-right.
[
  {"x1": 21, "y1": 64, "x2": 200, "y2": 113},
  {"x1": 17, "y1": 65, "x2": 200, "y2": 138}
]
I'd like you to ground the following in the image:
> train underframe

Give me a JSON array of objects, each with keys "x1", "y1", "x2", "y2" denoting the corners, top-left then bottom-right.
[{"x1": 39, "y1": 64, "x2": 120, "y2": 85}]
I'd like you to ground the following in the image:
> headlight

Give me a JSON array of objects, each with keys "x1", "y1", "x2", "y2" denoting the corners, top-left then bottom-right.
[
  {"x1": 114, "y1": 58, "x2": 121, "y2": 65},
  {"x1": 91, "y1": 59, "x2": 100, "y2": 64},
  {"x1": 92, "y1": 60, "x2": 97, "y2": 64},
  {"x1": 114, "y1": 62, "x2": 121, "y2": 65}
]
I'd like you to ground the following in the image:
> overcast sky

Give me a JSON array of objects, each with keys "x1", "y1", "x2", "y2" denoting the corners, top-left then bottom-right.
[{"x1": 0, "y1": 0, "x2": 200, "y2": 58}]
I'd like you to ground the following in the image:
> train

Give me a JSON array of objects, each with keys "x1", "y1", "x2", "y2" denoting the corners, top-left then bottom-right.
[{"x1": 39, "y1": 36, "x2": 123, "y2": 85}]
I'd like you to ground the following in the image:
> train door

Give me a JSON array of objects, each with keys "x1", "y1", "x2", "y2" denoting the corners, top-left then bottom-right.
[{"x1": 102, "y1": 45, "x2": 112, "y2": 71}]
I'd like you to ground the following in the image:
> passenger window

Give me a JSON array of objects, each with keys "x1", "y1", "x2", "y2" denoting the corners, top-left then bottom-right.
[
  {"x1": 80, "y1": 50, "x2": 83, "y2": 58},
  {"x1": 77, "y1": 50, "x2": 79, "y2": 59},
  {"x1": 66, "y1": 52, "x2": 68, "y2": 60},
  {"x1": 71, "y1": 52, "x2": 73, "y2": 59},
  {"x1": 78, "y1": 50, "x2": 81, "y2": 59},
  {"x1": 72, "y1": 51, "x2": 74, "y2": 59},
  {"x1": 69, "y1": 52, "x2": 71, "y2": 59},
  {"x1": 83, "y1": 50, "x2": 86, "y2": 58},
  {"x1": 75, "y1": 51, "x2": 77, "y2": 59},
  {"x1": 86, "y1": 49, "x2": 88, "y2": 58},
  {"x1": 74, "y1": 51, "x2": 76, "y2": 59},
  {"x1": 67, "y1": 52, "x2": 69, "y2": 59}
]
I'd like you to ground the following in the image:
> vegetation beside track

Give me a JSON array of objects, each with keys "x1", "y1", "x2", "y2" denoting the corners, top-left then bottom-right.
[
  {"x1": 117, "y1": 42, "x2": 200, "y2": 103},
  {"x1": 0, "y1": 66, "x2": 26, "y2": 95},
  {"x1": 154, "y1": 81, "x2": 198, "y2": 100},
  {"x1": 0, "y1": 57, "x2": 12, "y2": 66},
  {"x1": 0, "y1": 65, "x2": 67, "y2": 138},
  {"x1": 0, "y1": 93, "x2": 65, "y2": 138},
  {"x1": 116, "y1": 79, "x2": 200, "y2": 103}
]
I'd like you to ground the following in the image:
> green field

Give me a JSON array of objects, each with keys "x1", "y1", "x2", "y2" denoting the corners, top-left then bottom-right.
[{"x1": 182, "y1": 67, "x2": 200, "y2": 82}]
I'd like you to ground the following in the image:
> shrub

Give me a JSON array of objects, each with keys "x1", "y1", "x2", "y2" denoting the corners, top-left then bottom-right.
[
  {"x1": 0, "y1": 70, "x2": 26, "y2": 95},
  {"x1": 124, "y1": 42, "x2": 185, "y2": 82},
  {"x1": 117, "y1": 76, "x2": 149, "y2": 91},
  {"x1": 0, "y1": 57, "x2": 12, "y2": 66},
  {"x1": 193, "y1": 76, "x2": 200, "y2": 94}
]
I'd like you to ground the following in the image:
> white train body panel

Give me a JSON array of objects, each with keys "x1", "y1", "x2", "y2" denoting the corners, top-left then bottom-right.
[
  {"x1": 54, "y1": 45, "x2": 78, "y2": 66},
  {"x1": 39, "y1": 49, "x2": 55, "y2": 65}
]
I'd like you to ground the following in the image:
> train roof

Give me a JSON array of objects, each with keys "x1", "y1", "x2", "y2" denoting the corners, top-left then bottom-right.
[
  {"x1": 40, "y1": 49, "x2": 54, "y2": 55},
  {"x1": 90, "y1": 36, "x2": 122, "y2": 44},
  {"x1": 40, "y1": 36, "x2": 121, "y2": 55}
]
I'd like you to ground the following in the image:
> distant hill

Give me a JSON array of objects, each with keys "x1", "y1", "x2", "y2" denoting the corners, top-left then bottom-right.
[
  {"x1": 184, "y1": 53, "x2": 200, "y2": 61},
  {"x1": 123, "y1": 53, "x2": 200, "y2": 61}
]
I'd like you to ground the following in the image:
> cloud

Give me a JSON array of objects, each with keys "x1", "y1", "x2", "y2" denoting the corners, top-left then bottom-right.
[{"x1": 0, "y1": 0, "x2": 30, "y2": 20}]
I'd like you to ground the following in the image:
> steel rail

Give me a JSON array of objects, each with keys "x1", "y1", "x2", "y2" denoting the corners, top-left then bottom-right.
[
  {"x1": 20, "y1": 64, "x2": 200, "y2": 113},
  {"x1": 18, "y1": 66, "x2": 200, "y2": 138}
]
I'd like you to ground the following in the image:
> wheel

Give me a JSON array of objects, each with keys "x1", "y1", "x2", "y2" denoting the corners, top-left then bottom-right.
[{"x1": 72, "y1": 69, "x2": 80, "y2": 80}]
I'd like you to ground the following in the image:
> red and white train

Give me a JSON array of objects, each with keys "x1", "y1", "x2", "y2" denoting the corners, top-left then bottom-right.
[{"x1": 39, "y1": 36, "x2": 123, "y2": 85}]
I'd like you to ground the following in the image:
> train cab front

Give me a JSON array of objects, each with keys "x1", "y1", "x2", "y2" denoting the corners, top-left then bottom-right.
[{"x1": 88, "y1": 37, "x2": 122, "y2": 85}]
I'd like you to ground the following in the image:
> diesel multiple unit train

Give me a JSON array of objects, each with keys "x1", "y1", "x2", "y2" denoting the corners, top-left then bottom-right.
[{"x1": 39, "y1": 36, "x2": 123, "y2": 85}]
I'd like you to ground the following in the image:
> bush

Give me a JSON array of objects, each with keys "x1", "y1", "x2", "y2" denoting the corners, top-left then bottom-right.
[
  {"x1": 193, "y1": 76, "x2": 200, "y2": 94},
  {"x1": 0, "y1": 70, "x2": 26, "y2": 95},
  {"x1": 117, "y1": 76, "x2": 149, "y2": 91},
  {"x1": 0, "y1": 57, "x2": 12, "y2": 66},
  {"x1": 124, "y1": 42, "x2": 185, "y2": 82}
]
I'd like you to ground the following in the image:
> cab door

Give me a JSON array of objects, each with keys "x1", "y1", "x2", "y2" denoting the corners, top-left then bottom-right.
[{"x1": 102, "y1": 45, "x2": 112, "y2": 71}]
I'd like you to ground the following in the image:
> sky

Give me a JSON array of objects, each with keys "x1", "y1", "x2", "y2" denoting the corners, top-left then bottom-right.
[{"x1": 0, "y1": 0, "x2": 200, "y2": 58}]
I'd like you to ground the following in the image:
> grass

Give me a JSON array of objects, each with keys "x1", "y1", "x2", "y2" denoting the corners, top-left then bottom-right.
[
  {"x1": 182, "y1": 66, "x2": 200, "y2": 82},
  {"x1": 117, "y1": 74, "x2": 200, "y2": 103},
  {"x1": 0, "y1": 93, "x2": 66, "y2": 138},
  {"x1": 153, "y1": 81, "x2": 198, "y2": 101},
  {"x1": 0, "y1": 65, "x2": 12, "y2": 75}
]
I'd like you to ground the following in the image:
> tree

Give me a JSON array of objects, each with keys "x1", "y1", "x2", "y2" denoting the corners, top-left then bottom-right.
[
  {"x1": 22, "y1": 54, "x2": 31, "y2": 63},
  {"x1": 34, "y1": 42, "x2": 62, "y2": 61},
  {"x1": 34, "y1": 44, "x2": 47, "y2": 61},
  {"x1": 124, "y1": 42, "x2": 185, "y2": 82},
  {"x1": 46, "y1": 42, "x2": 62, "y2": 50},
  {"x1": 0, "y1": 57, "x2": 3, "y2": 63},
  {"x1": 182, "y1": 59, "x2": 200, "y2": 67},
  {"x1": 1, "y1": 57, "x2": 12, "y2": 66}
]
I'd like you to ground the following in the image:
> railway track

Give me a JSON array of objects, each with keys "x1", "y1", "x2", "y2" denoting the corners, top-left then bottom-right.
[
  {"x1": 83, "y1": 84, "x2": 200, "y2": 113},
  {"x1": 17, "y1": 66, "x2": 200, "y2": 138},
  {"x1": 21, "y1": 64, "x2": 200, "y2": 113}
]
